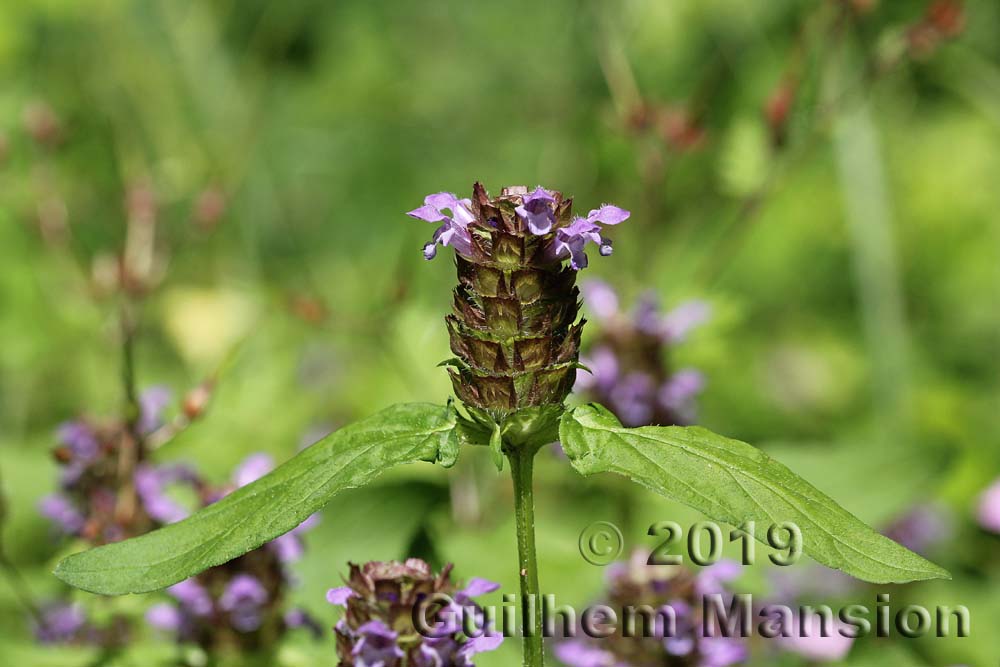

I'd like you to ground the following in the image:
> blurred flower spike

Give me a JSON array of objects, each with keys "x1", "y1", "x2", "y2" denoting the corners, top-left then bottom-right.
[
  {"x1": 556, "y1": 550, "x2": 747, "y2": 667},
  {"x1": 576, "y1": 280, "x2": 711, "y2": 427}
]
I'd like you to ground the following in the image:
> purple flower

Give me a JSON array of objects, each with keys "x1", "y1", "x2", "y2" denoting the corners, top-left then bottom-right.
[
  {"x1": 135, "y1": 464, "x2": 193, "y2": 524},
  {"x1": 609, "y1": 372, "x2": 656, "y2": 427},
  {"x1": 219, "y1": 574, "x2": 269, "y2": 632},
  {"x1": 38, "y1": 493, "x2": 85, "y2": 535},
  {"x1": 56, "y1": 421, "x2": 99, "y2": 460},
  {"x1": 977, "y1": 478, "x2": 1000, "y2": 534},
  {"x1": 633, "y1": 293, "x2": 665, "y2": 336},
  {"x1": 695, "y1": 559, "x2": 742, "y2": 597},
  {"x1": 700, "y1": 636, "x2": 750, "y2": 667},
  {"x1": 515, "y1": 186, "x2": 557, "y2": 235},
  {"x1": 33, "y1": 602, "x2": 87, "y2": 645},
  {"x1": 167, "y1": 578, "x2": 214, "y2": 617},
  {"x1": 581, "y1": 280, "x2": 620, "y2": 323},
  {"x1": 415, "y1": 636, "x2": 462, "y2": 667},
  {"x1": 661, "y1": 300, "x2": 711, "y2": 343},
  {"x1": 658, "y1": 369, "x2": 706, "y2": 425},
  {"x1": 576, "y1": 346, "x2": 619, "y2": 394},
  {"x1": 554, "y1": 641, "x2": 616, "y2": 667},
  {"x1": 138, "y1": 386, "x2": 172, "y2": 435},
  {"x1": 547, "y1": 205, "x2": 629, "y2": 269},
  {"x1": 145, "y1": 602, "x2": 184, "y2": 633},
  {"x1": 284, "y1": 608, "x2": 324, "y2": 638},
  {"x1": 883, "y1": 504, "x2": 951, "y2": 554},
  {"x1": 547, "y1": 219, "x2": 603, "y2": 270},
  {"x1": 633, "y1": 296, "x2": 710, "y2": 342},
  {"x1": 327, "y1": 585, "x2": 356, "y2": 606},
  {"x1": 777, "y1": 613, "x2": 854, "y2": 662},
  {"x1": 353, "y1": 620, "x2": 405, "y2": 667},
  {"x1": 268, "y1": 513, "x2": 319, "y2": 563},
  {"x1": 456, "y1": 629, "x2": 503, "y2": 664},
  {"x1": 407, "y1": 192, "x2": 475, "y2": 260},
  {"x1": 455, "y1": 577, "x2": 500, "y2": 603},
  {"x1": 586, "y1": 204, "x2": 631, "y2": 226},
  {"x1": 233, "y1": 453, "x2": 275, "y2": 488}
]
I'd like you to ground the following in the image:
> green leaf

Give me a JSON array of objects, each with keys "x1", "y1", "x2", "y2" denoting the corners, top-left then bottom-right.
[
  {"x1": 54, "y1": 402, "x2": 457, "y2": 595},
  {"x1": 559, "y1": 404, "x2": 950, "y2": 584}
]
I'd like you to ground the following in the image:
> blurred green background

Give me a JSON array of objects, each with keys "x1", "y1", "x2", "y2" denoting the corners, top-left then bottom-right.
[{"x1": 1, "y1": 0, "x2": 998, "y2": 665}]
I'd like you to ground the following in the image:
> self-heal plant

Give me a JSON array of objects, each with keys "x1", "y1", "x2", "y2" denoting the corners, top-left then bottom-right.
[
  {"x1": 326, "y1": 558, "x2": 501, "y2": 666},
  {"x1": 54, "y1": 183, "x2": 949, "y2": 667}
]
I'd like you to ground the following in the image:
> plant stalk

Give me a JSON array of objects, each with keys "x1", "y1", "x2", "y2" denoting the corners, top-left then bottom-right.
[{"x1": 509, "y1": 445, "x2": 544, "y2": 667}]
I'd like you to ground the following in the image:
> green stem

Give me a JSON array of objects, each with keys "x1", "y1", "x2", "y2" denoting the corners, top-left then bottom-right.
[{"x1": 509, "y1": 446, "x2": 544, "y2": 667}]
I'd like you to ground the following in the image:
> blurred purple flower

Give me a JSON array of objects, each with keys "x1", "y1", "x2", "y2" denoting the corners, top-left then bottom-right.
[
  {"x1": 284, "y1": 608, "x2": 323, "y2": 638},
  {"x1": 661, "y1": 301, "x2": 712, "y2": 343},
  {"x1": 268, "y1": 513, "x2": 319, "y2": 563},
  {"x1": 776, "y1": 612, "x2": 854, "y2": 662},
  {"x1": 576, "y1": 346, "x2": 619, "y2": 394},
  {"x1": 38, "y1": 493, "x2": 85, "y2": 535},
  {"x1": 233, "y1": 453, "x2": 275, "y2": 488},
  {"x1": 135, "y1": 463, "x2": 195, "y2": 524},
  {"x1": 694, "y1": 559, "x2": 742, "y2": 597},
  {"x1": 34, "y1": 602, "x2": 87, "y2": 644},
  {"x1": 580, "y1": 280, "x2": 620, "y2": 323},
  {"x1": 408, "y1": 192, "x2": 475, "y2": 260},
  {"x1": 138, "y1": 386, "x2": 172, "y2": 435},
  {"x1": 883, "y1": 504, "x2": 951, "y2": 554},
  {"x1": 609, "y1": 372, "x2": 656, "y2": 427},
  {"x1": 145, "y1": 602, "x2": 184, "y2": 634},
  {"x1": 659, "y1": 369, "x2": 706, "y2": 424},
  {"x1": 327, "y1": 585, "x2": 355, "y2": 606},
  {"x1": 56, "y1": 421, "x2": 99, "y2": 460},
  {"x1": 700, "y1": 636, "x2": 750, "y2": 667},
  {"x1": 167, "y1": 578, "x2": 214, "y2": 617},
  {"x1": 977, "y1": 478, "x2": 1000, "y2": 534},
  {"x1": 577, "y1": 282, "x2": 710, "y2": 428},
  {"x1": 557, "y1": 550, "x2": 746, "y2": 667},
  {"x1": 554, "y1": 641, "x2": 616, "y2": 667},
  {"x1": 219, "y1": 574, "x2": 269, "y2": 632}
]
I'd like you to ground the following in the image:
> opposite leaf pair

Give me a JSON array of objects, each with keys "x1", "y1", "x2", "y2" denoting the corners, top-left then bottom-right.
[{"x1": 54, "y1": 401, "x2": 948, "y2": 595}]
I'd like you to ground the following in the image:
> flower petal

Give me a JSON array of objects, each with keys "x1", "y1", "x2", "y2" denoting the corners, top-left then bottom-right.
[
  {"x1": 586, "y1": 204, "x2": 630, "y2": 225},
  {"x1": 326, "y1": 586, "x2": 355, "y2": 606},
  {"x1": 407, "y1": 205, "x2": 446, "y2": 222}
]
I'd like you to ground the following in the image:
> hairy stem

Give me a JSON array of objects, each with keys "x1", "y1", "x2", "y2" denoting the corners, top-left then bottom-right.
[{"x1": 509, "y1": 446, "x2": 544, "y2": 667}]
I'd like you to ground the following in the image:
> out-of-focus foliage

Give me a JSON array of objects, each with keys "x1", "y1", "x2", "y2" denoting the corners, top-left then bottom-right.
[{"x1": 0, "y1": 0, "x2": 998, "y2": 666}]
